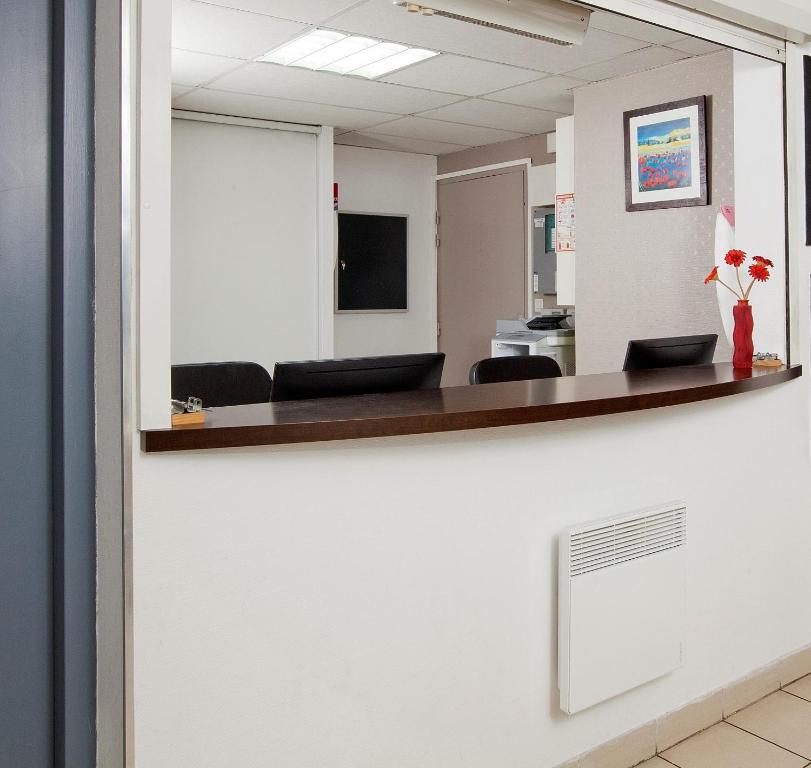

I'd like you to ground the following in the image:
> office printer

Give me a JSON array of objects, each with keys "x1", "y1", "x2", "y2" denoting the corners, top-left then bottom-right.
[{"x1": 492, "y1": 313, "x2": 576, "y2": 376}]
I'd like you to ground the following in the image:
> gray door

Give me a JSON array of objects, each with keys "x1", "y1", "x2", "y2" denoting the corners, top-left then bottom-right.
[
  {"x1": 437, "y1": 167, "x2": 528, "y2": 386},
  {"x1": 1, "y1": 2, "x2": 55, "y2": 763},
  {"x1": 1, "y1": 1, "x2": 98, "y2": 765}
]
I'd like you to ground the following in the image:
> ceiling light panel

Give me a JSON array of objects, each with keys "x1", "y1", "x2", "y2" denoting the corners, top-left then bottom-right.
[
  {"x1": 257, "y1": 29, "x2": 345, "y2": 65},
  {"x1": 257, "y1": 29, "x2": 438, "y2": 79},
  {"x1": 322, "y1": 41, "x2": 407, "y2": 74},
  {"x1": 350, "y1": 48, "x2": 438, "y2": 78},
  {"x1": 293, "y1": 36, "x2": 378, "y2": 70}
]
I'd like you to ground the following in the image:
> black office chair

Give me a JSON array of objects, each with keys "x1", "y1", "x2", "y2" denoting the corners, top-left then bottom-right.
[
  {"x1": 171, "y1": 362, "x2": 272, "y2": 408},
  {"x1": 469, "y1": 356, "x2": 562, "y2": 385}
]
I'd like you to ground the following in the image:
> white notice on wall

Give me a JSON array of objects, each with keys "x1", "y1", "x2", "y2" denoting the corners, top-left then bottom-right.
[{"x1": 556, "y1": 193, "x2": 575, "y2": 252}]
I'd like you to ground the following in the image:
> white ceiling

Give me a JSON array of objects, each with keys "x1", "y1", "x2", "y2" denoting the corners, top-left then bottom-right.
[{"x1": 171, "y1": 0, "x2": 724, "y2": 156}]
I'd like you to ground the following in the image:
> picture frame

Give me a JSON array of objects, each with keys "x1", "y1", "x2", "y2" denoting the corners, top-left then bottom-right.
[{"x1": 623, "y1": 95, "x2": 708, "y2": 212}]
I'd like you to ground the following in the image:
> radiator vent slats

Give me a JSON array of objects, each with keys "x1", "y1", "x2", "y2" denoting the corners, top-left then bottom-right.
[{"x1": 569, "y1": 507, "x2": 686, "y2": 577}]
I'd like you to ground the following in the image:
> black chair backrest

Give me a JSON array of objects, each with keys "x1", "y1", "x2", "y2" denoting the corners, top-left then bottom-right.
[
  {"x1": 171, "y1": 362, "x2": 272, "y2": 408},
  {"x1": 469, "y1": 355, "x2": 562, "y2": 385}
]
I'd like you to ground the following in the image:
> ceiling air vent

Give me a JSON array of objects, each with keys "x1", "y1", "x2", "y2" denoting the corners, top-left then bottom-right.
[{"x1": 395, "y1": 0, "x2": 591, "y2": 46}]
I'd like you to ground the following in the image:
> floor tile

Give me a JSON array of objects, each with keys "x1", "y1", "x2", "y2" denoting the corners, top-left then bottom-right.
[
  {"x1": 727, "y1": 691, "x2": 811, "y2": 759},
  {"x1": 785, "y1": 674, "x2": 811, "y2": 703},
  {"x1": 660, "y1": 721, "x2": 806, "y2": 768},
  {"x1": 722, "y1": 664, "x2": 781, "y2": 716},
  {"x1": 656, "y1": 690, "x2": 724, "y2": 752},
  {"x1": 636, "y1": 758, "x2": 673, "y2": 767}
]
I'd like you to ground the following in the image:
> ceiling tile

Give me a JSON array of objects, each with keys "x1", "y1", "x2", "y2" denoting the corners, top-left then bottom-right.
[
  {"x1": 210, "y1": 63, "x2": 463, "y2": 114},
  {"x1": 485, "y1": 74, "x2": 586, "y2": 113},
  {"x1": 172, "y1": 49, "x2": 243, "y2": 86},
  {"x1": 196, "y1": 0, "x2": 362, "y2": 25},
  {"x1": 336, "y1": 131, "x2": 469, "y2": 155},
  {"x1": 667, "y1": 37, "x2": 724, "y2": 55},
  {"x1": 381, "y1": 54, "x2": 544, "y2": 97},
  {"x1": 418, "y1": 99, "x2": 562, "y2": 134},
  {"x1": 172, "y1": 84, "x2": 196, "y2": 99},
  {"x1": 568, "y1": 45, "x2": 689, "y2": 82},
  {"x1": 172, "y1": 0, "x2": 307, "y2": 59},
  {"x1": 587, "y1": 11, "x2": 685, "y2": 45},
  {"x1": 366, "y1": 116, "x2": 525, "y2": 147},
  {"x1": 172, "y1": 88, "x2": 400, "y2": 131},
  {"x1": 327, "y1": 0, "x2": 648, "y2": 73}
]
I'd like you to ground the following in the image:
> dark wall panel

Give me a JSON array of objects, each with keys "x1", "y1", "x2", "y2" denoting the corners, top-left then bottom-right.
[
  {"x1": 0, "y1": 1, "x2": 55, "y2": 765},
  {"x1": 51, "y1": 0, "x2": 97, "y2": 763},
  {"x1": 1, "y1": 0, "x2": 98, "y2": 765}
]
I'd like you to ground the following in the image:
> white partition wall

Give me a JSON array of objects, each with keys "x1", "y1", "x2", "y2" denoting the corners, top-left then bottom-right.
[
  {"x1": 732, "y1": 52, "x2": 788, "y2": 360},
  {"x1": 126, "y1": 2, "x2": 811, "y2": 767},
  {"x1": 555, "y1": 116, "x2": 576, "y2": 307},
  {"x1": 333, "y1": 145, "x2": 438, "y2": 359},
  {"x1": 171, "y1": 116, "x2": 320, "y2": 376}
]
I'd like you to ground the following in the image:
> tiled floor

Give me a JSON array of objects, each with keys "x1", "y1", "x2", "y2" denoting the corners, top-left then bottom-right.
[{"x1": 638, "y1": 674, "x2": 811, "y2": 768}]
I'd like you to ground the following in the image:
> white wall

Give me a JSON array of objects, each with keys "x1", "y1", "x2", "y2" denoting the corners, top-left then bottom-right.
[
  {"x1": 171, "y1": 118, "x2": 319, "y2": 375},
  {"x1": 132, "y1": 382, "x2": 811, "y2": 768},
  {"x1": 786, "y1": 41, "x2": 811, "y2": 444},
  {"x1": 555, "y1": 116, "x2": 576, "y2": 306},
  {"x1": 732, "y1": 52, "x2": 788, "y2": 360},
  {"x1": 528, "y1": 163, "x2": 556, "y2": 207},
  {"x1": 333, "y1": 145, "x2": 438, "y2": 358},
  {"x1": 574, "y1": 52, "x2": 736, "y2": 374},
  {"x1": 137, "y1": 0, "x2": 172, "y2": 430}
]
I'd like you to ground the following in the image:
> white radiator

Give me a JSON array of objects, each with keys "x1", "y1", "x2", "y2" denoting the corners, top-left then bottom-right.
[{"x1": 558, "y1": 503, "x2": 687, "y2": 714}]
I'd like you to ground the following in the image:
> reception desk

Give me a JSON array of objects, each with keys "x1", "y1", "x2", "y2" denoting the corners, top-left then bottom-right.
[
  {"x1": 143, "y1": 363, "x2": 801, "y2": 452},
  {"x1": 132, "y1": 360, "x2": 811, "y2": 768}
]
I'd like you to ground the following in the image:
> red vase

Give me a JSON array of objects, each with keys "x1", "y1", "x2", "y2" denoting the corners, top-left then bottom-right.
[{"x1": 732, "y1": 300, "x2": 754, "y2": 370}]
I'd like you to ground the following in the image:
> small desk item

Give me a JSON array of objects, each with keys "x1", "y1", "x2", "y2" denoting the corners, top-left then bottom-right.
[
  {"x1": 753, "y1": 353, "x2": 784, "y2": 368},
  {"x1": 172, "y1": 410, "x2": 206, "y2": 428},
  {"x1": 171, "y1": 397, "x2": 206, "y2": 428}
]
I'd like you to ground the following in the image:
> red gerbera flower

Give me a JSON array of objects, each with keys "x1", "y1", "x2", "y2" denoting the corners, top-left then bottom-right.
[
  {"x1": 704, "y1": 266, "x2": 719, "y2": 284},
  {"x1": 752, "y1": 256, "x2": 774, "y2": 268},
  {"x1": 725, "y1": 249, "x2": 746, "y2": 267},
  {"x1": 748, "y1": 263, "x2": 771, "y2": 282}
]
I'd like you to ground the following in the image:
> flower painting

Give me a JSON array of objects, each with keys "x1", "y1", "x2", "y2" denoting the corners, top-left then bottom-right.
[
  {"x1": 624, "y1": 96, "x2": 708, "y2": 212},
  {"x1": 637, "y1": 118, "x2": 692, "y2": 191}
]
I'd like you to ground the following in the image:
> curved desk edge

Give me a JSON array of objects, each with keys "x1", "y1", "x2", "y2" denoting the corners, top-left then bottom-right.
[{"x1": 142, "y1": 364, "x2": 802, "y2": 453}]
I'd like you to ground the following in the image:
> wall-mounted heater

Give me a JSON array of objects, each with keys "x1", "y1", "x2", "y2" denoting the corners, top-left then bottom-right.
[
  {"x1": 559, "y1": 503, "x2": 687, "y2": 714},
  {"x1": 394, "y1": 0, "x2": 591, "y2": 46}
]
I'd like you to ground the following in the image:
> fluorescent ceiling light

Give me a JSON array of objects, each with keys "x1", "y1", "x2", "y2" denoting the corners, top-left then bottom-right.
[
  {"x1": 322, "y1": 42, "x2": 406, "y2": 74},
  {"x1": 257, "y1": 29, "x2": 439, "y2": 78},
  {"x1": 350, "y1": 48, "x2": 438, "y2": 78},
  {"x1": 258, "y1": 29, "x2": 345, "y2": 65},
  {"x1": 293, "y1": 36, "x2": 378, "y2": 70},
  {"x1": 395, "y1": 0, "x2": 591, "y2": 47}
]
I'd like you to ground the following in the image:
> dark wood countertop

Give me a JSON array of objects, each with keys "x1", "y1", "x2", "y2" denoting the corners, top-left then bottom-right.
[{"x1": 142, "y1": 363, "x2": 802, "y2": 453}]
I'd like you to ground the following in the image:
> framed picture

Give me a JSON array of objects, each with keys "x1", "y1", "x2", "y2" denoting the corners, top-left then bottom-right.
[{"x1": 623, "y1": 95, "x2": 708, "y2": 212}]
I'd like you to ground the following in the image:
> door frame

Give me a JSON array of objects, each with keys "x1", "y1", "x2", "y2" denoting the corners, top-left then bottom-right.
[{"x1": 436, "y1": 159, "x2": 534, "y2": 320}]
